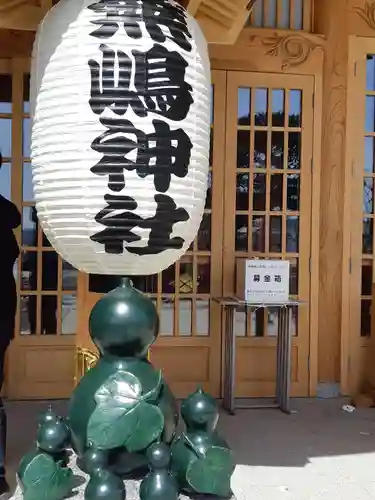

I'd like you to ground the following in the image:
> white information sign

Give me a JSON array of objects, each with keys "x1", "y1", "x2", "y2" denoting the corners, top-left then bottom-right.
[{"x1": 244, "y1": 260, "x2": 290, "y2": 303}]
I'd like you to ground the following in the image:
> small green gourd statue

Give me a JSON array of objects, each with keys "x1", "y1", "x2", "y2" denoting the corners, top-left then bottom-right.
[
  {"x1": 69, "y1": 278, "x2": 179, "y2": 476},
  {"x1": 83, "y1": 447, "x2": 125, "y2": 500},
  {"x1": 139, "y1": 443, "x2": 178, "y2": 500},
  {"x1": 17, "y1": 407, "x2": 74, "y2": 500},
  {"x1": 171, "y1": 387, "x2": 235, "y2": 498}
]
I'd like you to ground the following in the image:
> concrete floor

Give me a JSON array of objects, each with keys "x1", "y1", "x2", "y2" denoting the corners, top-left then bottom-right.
[{"x1": 6, "y1": 398, "x2": 375, "y2": 499}]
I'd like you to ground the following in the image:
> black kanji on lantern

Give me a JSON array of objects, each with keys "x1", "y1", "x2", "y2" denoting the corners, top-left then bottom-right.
[
  {"x1": 91, "y1": 117, "x2": 192, "y2": 193},
  {"x1": 88, "y1": 0, "x2": 192, "y2": 52},
  {"x1": 90, "y1": 193, "x2": 189, "y2": 255},
  {"x1": 89, "y1": 44, "x2": 193, "y2": 120}
]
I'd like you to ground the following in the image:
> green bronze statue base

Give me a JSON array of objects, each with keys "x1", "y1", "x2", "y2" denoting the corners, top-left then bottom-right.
[{"x1": 16, "y1": 279, "x2": 236, "y2": 500}]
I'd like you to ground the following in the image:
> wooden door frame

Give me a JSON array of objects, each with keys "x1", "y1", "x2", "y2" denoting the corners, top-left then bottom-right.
[
  {"x1": 342, "y1": 35, "x2": 375, "y2": 395},
  {"x1": 221, "y1": 70, "x2": 320, "y2": 396}
]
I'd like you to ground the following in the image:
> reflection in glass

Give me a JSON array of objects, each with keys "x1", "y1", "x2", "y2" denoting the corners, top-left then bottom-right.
[
  {"x1": 272, "y1": 90, "x2": 285, "y2": 126},
  {"x1": 23, "y1": 118, "x2": 31, "y2": 158},
  {"x1": 253, "y1": 132, "x2": 267, "y2": 168},
  {"x1": 361, "y1": 300, "x2": 371, "y2": 337},
  {"x1": 367, "y1": 55, "x2": 375, "y2": 91},
  {"x1": 63, "y1": 261, "x2": 78, "y2": 291},
  {"x1": 363, "y1": 218, "x2": 373, "y2": 254},
  {"x1": 264, "y1": 0, "x2": 276, "y2": 27},
  {"x1": 235, "y1": 215, "x2": 248, "y2": 251},
  {"x1": 0, "y1": 162, "x2": 11, "y2": 199},
  {"x1": 23, "y1": 74, "x2": 30, "y2": 113},
  {"x1": 253, "y1": 173, "x2": 266, "y2": 210},
  {"x1": 362, "y1": 264, "x2": 373, "y2": 296},
  {"x1": 20, "y1": 296, "x2": 34, "y2": 335},
  {"x1": 252, "y1": 309, "x2": 264, "y2": 337},
  {"x1": 0, "y1": 119, "x2": 12, "y2": 158},
  {"x1": 267, "y1": 307, "x2": 278, "y2": 336},
  {"x1": 205, "y1": 171, "x2": 212, "y2": 210},
  {"x1": 293, "y1": 0, "x2": 303, "y2": 29},
  {"x1": 365, "y1": 136, "x2": 375, "y2": 173},
  {"x1": 197, "y1": 213, "x2": 211, "y2": 251},
  {"x1": 238, "y1": 88, "x2": 250, "y2": 125},
  {"x1": 210, "y1": 85, "x2": 214, "y2": 125},
  {"x1": 289, "y1": 90, "x2": 302, "y2": 127},
  {"x1": 197, "y1": 259, "x2": 210, "y2": 294},
  {"x1": 21, "y1": 251, "x2": 36, "y2": 290},
  {"x1": 252, "y1": 216, "x2": 265, "y2": 252},
  {"x1": 363, "y1": 178, "x2": 374, "y2": 214},
  {"x1": 0, "y1": 75, "x2": 12, "y2": 113},
  {"x1": 179, "y1": 299, "x2": 192, "y2": 336},
  {"x1": 159, "y1": 301, "x2": 174, "y2": 336},
  {"x1": 237, "y1": 131, "x2": 250, "y2": 168},
  {"x1": 162, "y1": 264, "x2": 176, "y2": 294},
  {"x1": 23, "y1": 163, "x2": 33, "y2": 202},
  {"x1": 254, "y1": 88, "x2": 268, "y2": 126},
  {"x1": 366, "y1": 95, "x2": 375, "y2": 133},
  {"x1": 209, "y1": 131, "x2": 213, "y2": 167},
  {"x1": 22, "y1": 207, "x2": 36, "y2": 246},
  {"x1": 287, "y1": 216, "x2": 299, "y2": 252},
  {"x1": 288, "y1": 132, "x2": 301, "y2": 169},
  {"x1": 271, "y1": 132, "x2": 284, "y2": 169},
  {"x1": 287, "y1": 174, "x2": 300, "y2": 211},
  {"x1": 62, "y1": 294, "x2": 77, "y2": 334},
  {"x1": 270, "y1": 174, "x2": 283, "y2": 211},
  {"x1": 196, "y1": 300, "x2": 209, "y2": 336},
  {"x1": 89, "y1": 274, "x2": 122, "y2": 293},
  {"x1": 236, "y1": 173, "x2": 249, "y2": 211},
  {"x1": 280, "y1": 0, "x2": 290, "y2": 28},
  {"x1": 269, "y1": 216, "x2": 282, "y2": 252},
  {"x1": 290, "y1": 261, "x2": 299, "y2": 295}
]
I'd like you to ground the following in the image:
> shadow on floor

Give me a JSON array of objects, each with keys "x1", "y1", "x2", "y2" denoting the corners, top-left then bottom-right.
[{"x1": 6, "y1": 397, "x2": 375, "y2": 483}]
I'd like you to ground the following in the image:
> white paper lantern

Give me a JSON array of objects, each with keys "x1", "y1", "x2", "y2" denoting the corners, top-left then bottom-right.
[{"x1": 30, "y1": 0, "x2": 211, "y2": 275}]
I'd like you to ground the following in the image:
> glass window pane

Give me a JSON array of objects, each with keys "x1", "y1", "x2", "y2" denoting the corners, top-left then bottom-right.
[
  {"x1": 270, "y1": 216, "x2": 282, "y2": 252},
  {"x1": 252, "y1": 0, "x2": 264, "y2": 27},
  {"x1": 364, "y1": 178, "x2": 374, "y2": 214},
  {"x1": 159, "y1": 302, "x2": 173, "y2": 336},
  {"x1": 265, "y1": 0, "x2": 276, "y2": 27},
  {"x1": 23, "y1": 163, "x2": 34, "y2": 202},
  {"x1": 365, "y1": 136, "x2": 375, "y2": 173},
  {"x1": 293, "y1": 0, "x2": 303, "y2": 29},
  {"x1": 236, "y1": 215, "x2": 248, "y2": 251},
  {"x1": 62, "y1": 294, "x2": 77, "y2": 334},
  {"x1": 367, "y1": 55, "x2": 375, "y2": 91},
  {"x1": 271, "y1": 132, "x2": 284, "y2": 169},
  {"x1": 238, "y1": 88, "x2": 251, "y2": 125},
  {"x1": 237, "y1": 131, "x2": 250, "y2": 168},
  {"x1": 253, "y1": 173, "x2": 266, "y2": 210},
  {"x1": 366, "y1": 96, "x2": 375, "y2": 133},
  {"x1": 362, "y1": 264, "x2": 373, "y2": 296},
  {"x1": 196, "y1": 300, "x2": 209, "y2": 336},
  {"x1": 0, "y1": 75, "x2": 12, "y2": 113},
  {"x1": 197, "y1": 213, "x2": 211, "y2": 251},
  {"x1": 288, "y1": 133, "x2": 301, "y2": 169},
  {"x1": 23, "y1": 118, "x2": 31, "y2": 157},
  {"x1": 280, "y1": 0, "x2": 290, "y2": 28},
  {"x1": 254, "y1": 132, "x2": 267, "y2": 168},
  {"x1": 286, "y1": 216, "x2": 299, "y2": 252},
  {"x1": 252, "y1": 216, "x2": 266, "y2": 252},
  {"x1": 287, "y1": 174, "x2": 300, "y2": 211},
  {"x1": 210, "y1": 85, "x2": 214, "y2": 125},
  {"x1": 289, "y1": 90, "x2": 302, "y2": 127},
  {"x1": 363, "y1": 218, "x2": 373, "y2": 254},
  {"x1": 270, "y1": 174, "x2": 283, "y2": 211},
  {"x1": 22, "y1": 207, "x2": 37, "y2": 246},
  {"x1": 63, "y1": 261, "x2": 78, "y2": 291},
  {"x1": 361, "y1": 300, "x2": 372, "y2": 337},
  {"x1": 23, "y1": 74, "x2": 30, "y2": 113},
  {"x1": 272, "y1": 90, "x2": 285, "y2": 126},
  {"x1": 0, "y1": 162, "x2": 11, "y2": 199},
  {"x1": 254, "y1": 89, "x2": 268, "y2": 126},
  {"x1": 0, "y1": 119, "x2": 12, "y2": 158},
  {"x1": 236, "y1": 173, "x2": 249, "y2": 211},
  {"x1": 179, "y1": 299, "x2": 192, "y2": 336}
]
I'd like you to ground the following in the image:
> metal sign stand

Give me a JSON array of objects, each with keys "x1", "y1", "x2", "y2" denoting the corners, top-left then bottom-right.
[{"x1": 214, "y1": 297, "x2": 305, "y2": 415}]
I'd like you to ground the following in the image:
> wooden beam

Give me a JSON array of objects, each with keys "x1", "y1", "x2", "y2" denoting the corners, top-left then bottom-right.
[{"x1": 0, "y1": 5, "x2": 43, "y2": 31}]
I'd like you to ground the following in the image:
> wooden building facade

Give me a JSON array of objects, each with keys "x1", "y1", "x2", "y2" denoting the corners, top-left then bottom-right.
[{"x1": 0, "y1": 0, "x2": 373, "y2": 401}]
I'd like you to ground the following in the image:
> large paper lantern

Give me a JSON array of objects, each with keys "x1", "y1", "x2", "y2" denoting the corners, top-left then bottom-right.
[{"x1": 30, "y1": 0, "x2": 211, "y2": 275}]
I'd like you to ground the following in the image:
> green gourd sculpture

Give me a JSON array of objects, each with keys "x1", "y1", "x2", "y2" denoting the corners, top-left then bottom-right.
[
  {"x1": 139, "y1": 443, "x2": 178, "y2": 500},
  {"x1": 171, "y1": 387, "x2": 235, "y2": 498},
  {"x1": 17, "y1": 410, "x2": 74, "y2": 500},
  {"x1": 69, "y1": 279, "x2": 179, "y2": 476}
]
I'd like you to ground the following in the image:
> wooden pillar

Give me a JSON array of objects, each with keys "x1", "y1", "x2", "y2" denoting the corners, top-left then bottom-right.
[{"x1": 314, "y1": 0, "x2": 348, "y2": 386}]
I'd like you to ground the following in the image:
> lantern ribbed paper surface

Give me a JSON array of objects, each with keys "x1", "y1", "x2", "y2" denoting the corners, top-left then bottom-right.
[{"x1": 30, "y1": 0, "x2": 211, "y2": 275}]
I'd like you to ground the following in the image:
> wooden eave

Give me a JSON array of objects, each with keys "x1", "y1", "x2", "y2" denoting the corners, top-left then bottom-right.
[{"x1": 0, "y1": 0, "x2": 256, "y2": 44}]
